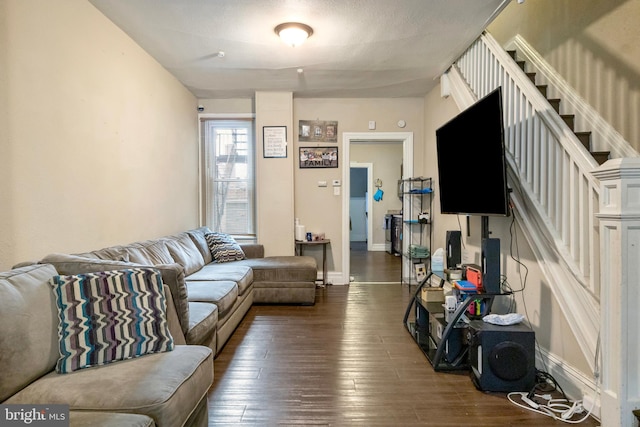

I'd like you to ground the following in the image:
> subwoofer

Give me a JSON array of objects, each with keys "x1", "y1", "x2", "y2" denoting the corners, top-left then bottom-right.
[{"x1": 466, "y1": 320, "x2": 535, "y2": 392}]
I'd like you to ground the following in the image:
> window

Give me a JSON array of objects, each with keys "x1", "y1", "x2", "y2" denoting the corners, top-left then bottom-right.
[{"x1": 202, "y1": 119, "x2": 255, "y2": 239}]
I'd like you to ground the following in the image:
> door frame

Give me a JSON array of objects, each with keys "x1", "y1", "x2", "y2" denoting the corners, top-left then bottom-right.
[{"x1": 341, "y1": 132, "x2": 414, "y2": 284}]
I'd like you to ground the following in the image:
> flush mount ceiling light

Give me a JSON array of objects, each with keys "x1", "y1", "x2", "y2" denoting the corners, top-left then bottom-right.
[{"x1": 275, "y1": 22, "x2": 313, "y2": 47}]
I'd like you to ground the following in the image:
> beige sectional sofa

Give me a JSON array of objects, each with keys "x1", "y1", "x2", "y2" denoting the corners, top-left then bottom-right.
[
  {"x1": 1, "y1": 263, "x2": 213, "y2": 427},
  {"x1": 1, "y1": 227, "x2": 318, "y2": 426},
  {"x1": 40, "y1": 226, "x2": 318, "y2": 354}
]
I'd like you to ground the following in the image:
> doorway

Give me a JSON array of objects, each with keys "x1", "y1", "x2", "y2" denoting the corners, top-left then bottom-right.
[
  {"x1": 349, "y1": 164, "x2": 372, "y2": 247},
  {"x1": 349, "y1": 162, "x2": 402, "y2": 283},
  {"x1": 341, "y1": 132, "x2": 414, "y2": 284}
]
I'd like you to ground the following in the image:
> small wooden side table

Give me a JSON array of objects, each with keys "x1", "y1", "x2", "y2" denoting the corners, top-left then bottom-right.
[{"x1": 295, "y1": 239, "x2": 331, "y2": 287}]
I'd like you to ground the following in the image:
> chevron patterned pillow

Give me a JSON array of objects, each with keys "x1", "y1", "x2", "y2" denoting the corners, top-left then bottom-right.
[
  {"x1": 49, "y1": 267, "x2": 174, "y2": 373},
  {"x1": 205, "y1": 232, "x2": 245, "y2": 263}
]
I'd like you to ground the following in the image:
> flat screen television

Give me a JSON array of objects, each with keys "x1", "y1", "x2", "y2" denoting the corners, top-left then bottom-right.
[{"x1": 435, "y1": 87, "x2": 509, "y2": 217}]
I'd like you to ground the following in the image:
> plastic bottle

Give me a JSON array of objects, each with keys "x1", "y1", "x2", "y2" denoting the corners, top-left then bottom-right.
[{"x1": 432, "y1": 248, "x2": 444, "y2": 272}]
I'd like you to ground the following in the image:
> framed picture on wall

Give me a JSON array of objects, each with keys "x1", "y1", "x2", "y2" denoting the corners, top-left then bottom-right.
[
  {"x1": 299, "y1": 146, "x2": 338, "y2": 168},
  {"x1": 298, "y1": 120, "x2": 338, "y2": 143},
  {"x1": 263, "y1": 126, "x2": 287, "y2": 158}
]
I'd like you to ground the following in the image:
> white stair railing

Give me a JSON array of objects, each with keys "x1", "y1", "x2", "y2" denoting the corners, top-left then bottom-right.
[{"x1": 447, "y1": 31, "x2": 600, "y2": 369}]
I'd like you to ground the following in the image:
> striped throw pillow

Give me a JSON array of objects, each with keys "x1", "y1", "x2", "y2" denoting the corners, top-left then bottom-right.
[
  {"x1": 49, "y1": 268, "x2": 174, "y2": 373},
  {"x1": 205, "y1": 232, "x2": 245, "y2": 263}
]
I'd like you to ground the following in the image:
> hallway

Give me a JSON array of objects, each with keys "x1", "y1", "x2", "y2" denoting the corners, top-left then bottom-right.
[{"x1": 349, "y1": 241, "x2": 401, "y2": 283}]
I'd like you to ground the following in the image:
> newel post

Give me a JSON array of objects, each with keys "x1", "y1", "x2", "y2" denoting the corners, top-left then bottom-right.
[{"x1": 592, "y1": 158, "x2": 640, "y2": 427}]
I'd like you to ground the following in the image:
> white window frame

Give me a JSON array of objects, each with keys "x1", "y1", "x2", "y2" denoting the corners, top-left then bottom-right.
[{"x1": 200, "y1": 114, "x2": 256, "y2": 241}]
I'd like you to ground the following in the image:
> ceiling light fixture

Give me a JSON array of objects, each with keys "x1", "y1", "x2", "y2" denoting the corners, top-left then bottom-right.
[{"x1": 275, "y1": 22, "x2": 313, "y2": 47}]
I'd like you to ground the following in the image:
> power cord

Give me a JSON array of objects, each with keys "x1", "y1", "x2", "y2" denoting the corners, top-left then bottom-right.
[
  {"x1": 508, "y1": 391, "x2": 595, "y2": 424},
  {"x1": 504, "y1": 191, "x2": 600, "y2": 424},
  {"x1": 507, "y1": 369, "x2": 598, "y2": 424}
]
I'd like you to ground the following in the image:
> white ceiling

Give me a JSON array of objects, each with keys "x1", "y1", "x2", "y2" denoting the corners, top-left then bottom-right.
[{"x1": 88, "y1": 0, "x2": 511, "y2": 99}]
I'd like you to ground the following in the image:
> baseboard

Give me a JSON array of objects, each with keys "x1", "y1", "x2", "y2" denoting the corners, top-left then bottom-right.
[
  {"x1": 536, "y1": 346, "x2": 600, "y2": 418},
  {"x1": 324, "y1": 271, "x2": 348, "y2": 285}
]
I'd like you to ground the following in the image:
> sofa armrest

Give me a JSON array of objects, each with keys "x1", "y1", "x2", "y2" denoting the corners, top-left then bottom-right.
[
  {"x1": 240, "y1": 243, "x2": 264, "y2": 259},
  {"x1": 40, "y1": 253, "x2": 190, "y2": 337},
  {"x1": 163, "y1": 285, "x2": 186, "y2": 345}
]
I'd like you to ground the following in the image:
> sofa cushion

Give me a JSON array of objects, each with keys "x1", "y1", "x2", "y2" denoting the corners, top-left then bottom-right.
[
  {"x1": 84, "y1": 246, "x2": 130, "y2": 262},
  {"x1": 186, "y1": 302, "x2": 218, "y2": 346},
  {"x1": 69, "y1": 411, "x2": 155, "y2": 427},
  {"x1": 235, "y1": 256, "x2": 317, "y2": 282},
  {"x1": 186, "y1": 280, "x2": 238, "y2": 317},
  {"x1": 123, "y1": 240, "x2": 174, "y2": 265},
  {"x1": 239, "y1": 243, "x2": 264, "y2": 259},
  {"x1": 0, "y1": 264, "x2": 60, "y2": 402},
  {"x1": 186, "y1": 263, "x2": 253, "y2": 296},
  {"x1": 186, "y1": 227, "x2": 214, "y2": 264},
  {"x1": 49, "y1": 268, "x2": 174, "y2": 373},
  {"x1": 163, "y1": 232, "x2": 205, "y2": 275},
  {"x1": 205, "y1": 232, "x2": 245, "y2": 263},
  {"x1": 5, "y1": 345, "x2": 214, "y2": 427}
]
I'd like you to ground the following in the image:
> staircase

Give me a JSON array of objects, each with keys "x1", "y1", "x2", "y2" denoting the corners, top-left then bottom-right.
[
  {"x1": 508, "y1": 49, "x2": 611, "y2": 166},
  {"x1": 445, "y1": 30, "x2": 640, "y2": 427},
  {"x1": 446, "y1": 30, "x2": 601, "y2": 376}
]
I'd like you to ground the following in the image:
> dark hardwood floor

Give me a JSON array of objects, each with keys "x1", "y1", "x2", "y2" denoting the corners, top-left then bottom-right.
[
  {"x1": 206, "y1": 282, "x2": 599, "y2": 425},
  {"x1": 349, "y1": 241, "x2": 401, "y2": 283}
]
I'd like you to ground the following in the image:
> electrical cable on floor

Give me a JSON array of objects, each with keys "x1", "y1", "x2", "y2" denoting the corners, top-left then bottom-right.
[
  {"x1": 507, "y1": 201, "x2": 601, "y2": 425},
  {"x1": 507, "y1": 350, "x2": 600, "y2": 424},
  {"x1": 509, "y1": 368, "x2": 599, "y2": 424},
  {"x1": 504, "y1": 208, "x2": 595, "y2": 423},
  {"x1": 507, "y1": 391, "x2": 597, "y2": 424}
]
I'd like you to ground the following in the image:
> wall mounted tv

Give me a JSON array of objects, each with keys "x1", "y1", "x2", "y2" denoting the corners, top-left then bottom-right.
[{"x1": 436, "y1": 87, "x2": 509, "y2": 217}]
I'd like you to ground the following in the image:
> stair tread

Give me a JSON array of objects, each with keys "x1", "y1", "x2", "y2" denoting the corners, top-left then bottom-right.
[
  {"x1": 510, "y1": 48, "x2": 609, "y2": 167},
  {"x1": 591, "y1": 152, "x2": 610, "y2": 165},
  {"x1": 537, "y1": 85, "x2": 548, "y2": 97}
]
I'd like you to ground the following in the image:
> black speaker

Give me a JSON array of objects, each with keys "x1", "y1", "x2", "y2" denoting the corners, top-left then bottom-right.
[
  {"x1": 481, "y1": 238, "x2": 500, "y2": 293},
  {"x1": 467, "y1": 320, "x2": 535, "y2": 392},
  {"x1": 445, "y1": 230, "x2": 461, "y2": 269}
]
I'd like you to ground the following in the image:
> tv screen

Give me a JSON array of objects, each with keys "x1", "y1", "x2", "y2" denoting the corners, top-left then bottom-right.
[{"x1": 436, "y1": 87, "x2": 509, "y2": 217}]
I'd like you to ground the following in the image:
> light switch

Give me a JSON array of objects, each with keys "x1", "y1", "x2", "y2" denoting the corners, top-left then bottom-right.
[
  {"x1": 368, "y1": 120, "x2": 376, "y2": 130},
  {"x1": 334, "y1": 186, "x2": 340, "y2": 195}
]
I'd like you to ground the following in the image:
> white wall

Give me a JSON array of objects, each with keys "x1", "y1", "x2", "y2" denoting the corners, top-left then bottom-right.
[
  {"x1": 0, "y1": 0, "x2": 199, "y2": 269},
  {"x1": 255, "y1": 92, "x2": 295, "y2": 256}
]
